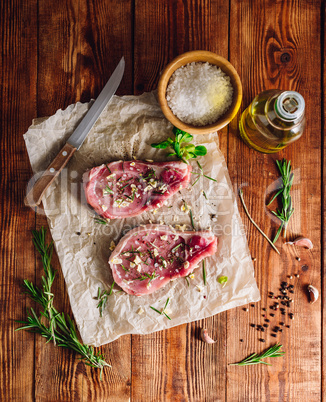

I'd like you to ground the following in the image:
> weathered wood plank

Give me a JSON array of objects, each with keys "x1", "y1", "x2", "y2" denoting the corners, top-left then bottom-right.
[
  {"x1": 0, "y1": 0, "x2": 38, "y2": 401},
  {"x1": 133, "y1": 1, "x2": 229, "y2": 401},
  {"x1": 35, "y1": 1, "x2": 133, "y2": 400},
  {"x1": 227, "y1": 0, "x2": 322, "y2": 400}
]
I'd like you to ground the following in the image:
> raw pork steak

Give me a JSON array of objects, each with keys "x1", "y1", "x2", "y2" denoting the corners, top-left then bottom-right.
[
  {"x1": 109, "y1": 224, "x2": 218, "y2": 296},
  {"x1": 84, "y1": 160, "x2": 192, "y2": 219}
]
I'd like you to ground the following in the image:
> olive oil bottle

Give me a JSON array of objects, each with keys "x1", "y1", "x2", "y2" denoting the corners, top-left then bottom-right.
[{"x1": 239, "y1": 90, "x2": 306, "y2": 153}]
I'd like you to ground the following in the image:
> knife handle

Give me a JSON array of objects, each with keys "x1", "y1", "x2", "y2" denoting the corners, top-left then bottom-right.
[{"x1": 24, "y1": 143, "x2": 77, "y2": 207}]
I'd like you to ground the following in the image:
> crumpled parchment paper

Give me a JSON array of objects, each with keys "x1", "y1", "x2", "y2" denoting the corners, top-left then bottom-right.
[{"x1": 24, "y1": 91, "x2": 260, "y2": 347}]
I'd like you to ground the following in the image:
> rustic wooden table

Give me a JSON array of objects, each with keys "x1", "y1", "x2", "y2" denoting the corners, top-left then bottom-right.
[{"x1": 1, "y1": 0, "x2": 324, "y2": 401}]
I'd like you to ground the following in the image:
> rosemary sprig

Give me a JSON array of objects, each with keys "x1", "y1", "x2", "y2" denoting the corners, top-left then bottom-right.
[
  {"x1": 229, "y1": 343, "x2": 285, "y2": 366},
  {"x1": 150, "y1": 298, "x2": 171, "y2": 320},
  {"x1": 268, "y1": 159, "x2": 294, "y2": 243},
  {"x1": 239, "y1": 189, "x2": 280, "y2": 255},
  {"x1": 96, "y1": 282, "x2": 115, "y2": 317},
  {"x1": 202, "y1": 260, "x2": 207, "y2": 285},
  {"x1": 16, "y1": 228, "x2": 111, "y2": 380}
]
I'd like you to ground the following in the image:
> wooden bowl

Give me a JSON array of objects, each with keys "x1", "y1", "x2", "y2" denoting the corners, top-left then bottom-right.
[{"x1": 158, "y1": 50, "x2": 242, "y2": 134}]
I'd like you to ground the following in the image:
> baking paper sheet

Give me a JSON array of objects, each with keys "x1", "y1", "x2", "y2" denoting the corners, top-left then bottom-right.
[{"x1": 24, "y1": 91, "x2": 260, "y2": 346}]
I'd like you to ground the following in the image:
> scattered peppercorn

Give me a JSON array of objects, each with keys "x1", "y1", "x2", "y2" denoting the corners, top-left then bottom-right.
[
  {"x1": 259, "y1": 338, "x2": 266, "y2": 343},
  {"x1": 76, "y1": 232, "x2": 81, "y2": 236},
  {"x1": 296, "y1": 257, "x2": 301, "y2": 261},
  {"x1": 265, "y1": 319, "x2": 270, "y2": 323},
  {"x1": 243, "y1": 308, "x2": 249, "y2": 312},
  {"x1": 271, "y1": 334, "x2": 277, "y2": 338},
  {"x1": 295, "y1": 274, "x2": 300, "y2": 278},
  {"x1": 240, "y1": 339, "x2": 244, "y2": 342},
  {"x1": 270, "y1": 313, "x2": 275, "y2": 317},
  {"x1": 250, "y1": 324, "x2": 256, "y2": 328},
  {"x1": 251, "y1": 304, "x2": 255, "y2": 307}
]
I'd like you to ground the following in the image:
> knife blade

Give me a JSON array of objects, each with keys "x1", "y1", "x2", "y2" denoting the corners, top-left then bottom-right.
[{"x1": 24, "y1": 57, "x2": 125, "y2": 207}]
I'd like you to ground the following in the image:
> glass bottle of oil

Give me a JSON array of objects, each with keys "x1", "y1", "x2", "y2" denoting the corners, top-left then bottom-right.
[{"x1": 239, "y1": 90, "x2": 306, "y2": 153}]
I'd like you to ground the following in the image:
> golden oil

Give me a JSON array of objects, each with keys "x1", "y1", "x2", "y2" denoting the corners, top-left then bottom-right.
[{"x1": 239, "y1": 90, "x2": 306, "y2": 153}]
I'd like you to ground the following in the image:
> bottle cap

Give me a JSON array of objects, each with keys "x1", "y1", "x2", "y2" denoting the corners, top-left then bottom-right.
[{"x1": 275, "y1": 91, "x2": 305, "y2": 120}]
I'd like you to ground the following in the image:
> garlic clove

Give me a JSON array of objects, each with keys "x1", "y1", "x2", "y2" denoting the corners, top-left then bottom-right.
[
  {"x1": 307, "y1": 285, "x2": 319, "y2": 304},
  {"x1": 285, "y1": 236, "x2": 313, "y2": 249},
  {"x1": 201, "y1": 328, "x2": 216, "y2": 344}
]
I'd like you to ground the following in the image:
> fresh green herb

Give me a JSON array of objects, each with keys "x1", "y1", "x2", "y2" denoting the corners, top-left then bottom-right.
[
  {"x1": 97, "y1": 282, "x2": 115, "y2": 317},
  {"x1": 151, "y1": 127, "x2": 207, "y2": 163},
  {"x1": 229, "y1": 343, "x2": 285, "y2": 366},
  {"x1": 190, "y1": 209, "x2": 196, "y2": 231},
  {"x1": 120, "y1": 183, "x2": 131, "y2": 190},
  {"x1": 103, "y1": 185, "x2": 114, "y2": 195},
  {"x1": 94, "y1": 217, "x2": 108, "y2": 225},
  {"x1": 268, "y1": 159, "x2": 294, "y2": 243},
  {"x1": 239, "y1": 189, "x2": 280, "y2": 255},
  {"x1": 150, "y1": 298, "x2": 171, "y2": 320},
  {"x1": 203, "y1": 190, "x2": 208, "y2": 200},
  {"x1": 202, "y1": 260, "x2": 207, "y2": 285},
  {"x1": 134, "y1": 272, "x2": 159, "y2": 284},
  {"x1": 105, "y1": 164, "x2": 111, "y2": 174},
  {"x1": 121, "y1": 264, "x2": 129, "y2": 272},
  {"x1": 192, "y1": 161, "x2": 217, "y2": 185},
  {"x1": 16, "y1": 228, "x2": 110, "y2": 380},
  {"x1": 217, "y1": 276, "x2": 228, "y2": 288},
  {"x1": 171, "y1": 243, "x2": 183, "y2": 253}
]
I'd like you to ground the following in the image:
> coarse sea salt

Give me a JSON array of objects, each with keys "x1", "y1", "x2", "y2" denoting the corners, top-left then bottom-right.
[{"x1": 166, "y1": 62, "x2": 233, "y2": 126}]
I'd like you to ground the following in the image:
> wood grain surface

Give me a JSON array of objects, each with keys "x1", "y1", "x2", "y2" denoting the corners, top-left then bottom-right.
[{"x1": 1, "y1": 0, "x2": 324, "y2": 401}]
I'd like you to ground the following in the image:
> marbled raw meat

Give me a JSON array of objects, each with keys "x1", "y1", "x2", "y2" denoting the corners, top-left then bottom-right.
[
  {"x1": 83, "y1": 160, "x2": 192, "y2": 219},
  {"x1": 109, "y1": 224, "x2": 218, "y2": 296}
]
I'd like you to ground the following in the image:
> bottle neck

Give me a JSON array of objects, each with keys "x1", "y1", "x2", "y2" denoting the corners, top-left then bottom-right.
[{"x1": 274, "y1": 91, "x2": 305, "y2": 121}]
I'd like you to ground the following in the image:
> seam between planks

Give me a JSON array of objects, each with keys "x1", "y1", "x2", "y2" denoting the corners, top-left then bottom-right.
[{"x1": 321, "y1": 1, "x2": 325, "y2": 401}]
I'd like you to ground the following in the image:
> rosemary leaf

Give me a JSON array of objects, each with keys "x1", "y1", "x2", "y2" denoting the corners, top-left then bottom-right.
[
  {"x1": 202, "y1": 260, "x2": 207, "y2": 286},
  {"x1": 189, "y1": 209, "x2": 196, "y2": 231}
]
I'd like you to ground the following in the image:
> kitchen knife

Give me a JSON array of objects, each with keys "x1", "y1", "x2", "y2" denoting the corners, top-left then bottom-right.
[{"x1": 24, "y1": 57, "x2": 125, "y2": 207}]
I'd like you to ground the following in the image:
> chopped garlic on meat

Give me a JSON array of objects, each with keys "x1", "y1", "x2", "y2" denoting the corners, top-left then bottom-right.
[
  {"x1": 124, "y1": 252, "x2": 130, "y2": 257},
  {"x1": 106, "y1": 173, "x2": 116, "y2": 179},
  {"x1": 146, "y1": 282, "x2": 152, "y2": 289},
  {"x1": 111, "y1": 257, "x2": 122, "y2": 264},
  {"x1": 130, "y1": 162, "x2": 136, "y2": 166},
  {"x1": 130, "y1": 262, "x2": 136, "y2": 268},
  {"x1": 134, "y1": 255, "x2": 142, "y2": 265},
  {"x1": 136, "y1": 265, "x2": 141, "y2": 272},
  {"x1": 160, "y1": 235, "x2": 168, "y2": 241},
  {"x1": 102, "y1": 205, "x2": 108, "y2": 212},
  {"x1": 189, "y1": 273, "x2": 195, "y2": 279},
  {"x1": 159, "y1": 277, "x2": 165, "y2": 280},
  {"x1": 173, "y1": 235, "x2": 179, "y2": 241},
  {"x1": 109, "y1": 240, "x2": 116, "y2": 251},
  {"x1": 136, "y1": 307, "x2": 144, "y2": 315},
  {"x1": 184, "y1": 261, "x2": 190, "y2": 269},
  {"x1": 153, "y1": 249, "x2": 159, "y2": 257}
]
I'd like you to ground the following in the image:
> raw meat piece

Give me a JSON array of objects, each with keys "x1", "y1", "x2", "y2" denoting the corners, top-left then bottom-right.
[
  {"x1": 83, "y1": 160, "x2": 192, "y2": 219},
  {"x1": 109, "y1": 224, "x2": 218, "y2": 296}
]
